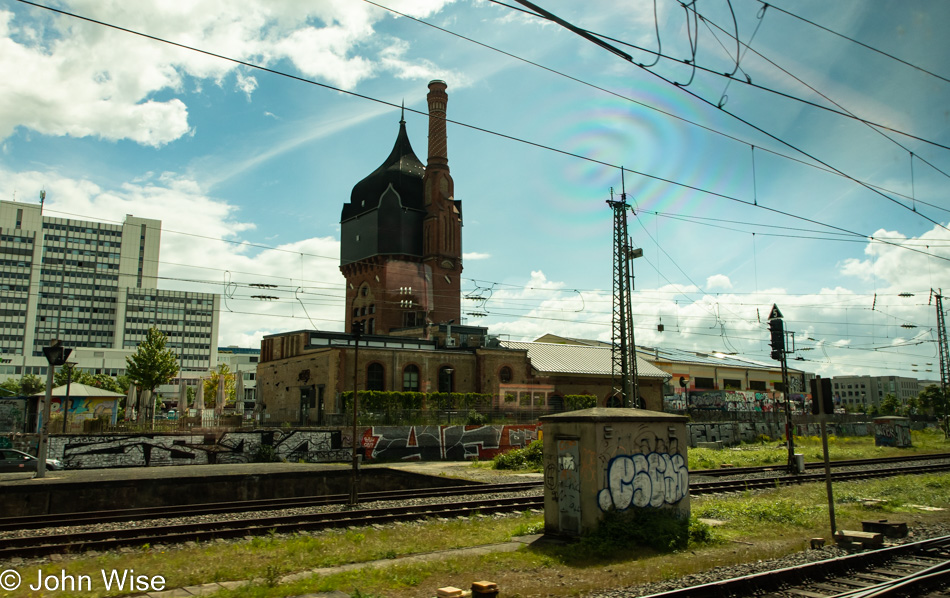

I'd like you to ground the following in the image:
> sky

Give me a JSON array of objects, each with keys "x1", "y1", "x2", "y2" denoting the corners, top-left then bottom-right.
[{"x1": 1, "y1": 0, "x2": 949, "y2": 381}]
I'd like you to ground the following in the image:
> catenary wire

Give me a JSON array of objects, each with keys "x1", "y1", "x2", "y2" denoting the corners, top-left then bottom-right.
[{"x1": 16, "y1": 0, "x2": 950, "y2": 267}]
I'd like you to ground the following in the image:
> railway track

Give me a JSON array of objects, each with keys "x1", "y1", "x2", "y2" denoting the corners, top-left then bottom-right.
[
  {"x1": 690, "y1": 452, "x2": 950, "y2": 478},
  {"x1": 0, "y1": 481, "x2": 542, "y2": 532},
  {"x1": 640, "y1": 534, "x2": 950, "y2": 597},
  {"x1": 0, "y1": 495, "x2": 545, "y2": 560},
  {"x1": 1, "y1": 456, "x2": 948, "y2": 561}
]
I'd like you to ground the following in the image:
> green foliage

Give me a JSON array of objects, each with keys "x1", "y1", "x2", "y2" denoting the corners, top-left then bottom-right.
[
  {"x1": 204, "y1": 363, "x2": 236, "y2": 408},
  {"x1": 918, "y1": 384, "x2": 948, "y2": 416},
  {"x1": 125, "y1": 327, "x2": 180, "y2": 392},
  {"x1": 54, "y1": 366, "x2": 126, "y2": 394},
  {"x1": 0, "y1": 374, "x2": 46, "y2": 396},
  {"x1": 565, "y1": 394, "x2": 597, "y2": 410},
  {"x1": 253, "y1": 444, "x2": 281, "y2": 463},
  {"x1": 493, "y1": 438, "x2": 543, "y2": 470},
  {"x1": 880, "y1": 394, "x2": 901, "y2": 415},
  {"x1": 578, "y1": 508, "x2": 691, "y2": 556},
  {"x1": 466, "y1": 410, "x2": 489, "y2": 425},
  {"x1": 427, "y1": 392, "x2": 492, "y2": 411}
]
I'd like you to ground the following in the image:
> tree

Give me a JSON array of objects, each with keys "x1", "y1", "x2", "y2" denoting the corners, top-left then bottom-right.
[
  {"x1": 0, "y1": 374, "x2": 46, "y2": 396},
  {"x1": 203, "y1": 363, "x2": 235, "y2": 408},
  {"x1": 918, "y1": 384, "x2": 948, "y2": 417},
  {"x1": 126, "y1": 327, "x2": 179, "y2": 420},
  {"x1": 880, "y1": 393, "x2": 901, "y2": 416}
]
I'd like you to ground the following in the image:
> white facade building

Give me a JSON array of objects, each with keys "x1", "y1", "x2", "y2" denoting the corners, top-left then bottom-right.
[{"x1": 0, "y1": 199, "x2": 219, "y2": 381}]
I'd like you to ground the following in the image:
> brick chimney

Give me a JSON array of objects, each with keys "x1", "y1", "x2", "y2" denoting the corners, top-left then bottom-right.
[{"x1": 426, "y1": 80, "x2": 449, "y2": 171}]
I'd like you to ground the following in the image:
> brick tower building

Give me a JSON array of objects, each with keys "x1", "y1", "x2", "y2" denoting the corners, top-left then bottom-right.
[{"x1": 340, "y1": 80, "x2": 462, "y2": 334}]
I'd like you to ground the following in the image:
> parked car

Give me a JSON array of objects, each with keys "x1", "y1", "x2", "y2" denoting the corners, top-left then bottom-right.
[{"x1": 0, "y1": 449, "x2": 65, "y2": 473}]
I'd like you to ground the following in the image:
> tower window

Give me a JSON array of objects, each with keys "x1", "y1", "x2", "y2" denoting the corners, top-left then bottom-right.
[
  {"x1": 438, "y1": 366, "x2": 454, "y2": 393},
  {"x1": 499, "y1": 366, "x2": 513, "y2": 383},
  {"x1": 402, "y1": 364, "x2": 420, "y2": 392},
  {"x1": 367, "y1": 363, "x2": 384, "y2": 391}
]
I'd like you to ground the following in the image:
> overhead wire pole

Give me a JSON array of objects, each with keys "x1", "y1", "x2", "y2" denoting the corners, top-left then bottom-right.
[
  {"x1": 607, "y1": 174, "x2": 639, "y2": 408},
  {"x1": 933, "y1": 290, "x2": 949, "y2": 438}
]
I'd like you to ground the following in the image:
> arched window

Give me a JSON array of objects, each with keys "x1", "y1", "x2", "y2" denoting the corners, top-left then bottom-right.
[
  {"x1": 438, "y1": 366, "x2": 454, "y2": 393},
  {"x1": 499, "y1": 366, "x2": 513, "y2": 383},
  {"x1": 402, "y1": 364, "x2": 420, "y2": 392},
  {"x1": 366, "y1": 363, "x2": 384, "y2": 391}
]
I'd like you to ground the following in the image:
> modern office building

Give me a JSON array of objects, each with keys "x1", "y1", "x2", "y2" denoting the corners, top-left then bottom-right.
[
  {"x1": 831, "y1": 375, "x2": 920, "y2": 411},
  {"x1": 0, "y1": 198, "x2": 219, "y2": 381}
]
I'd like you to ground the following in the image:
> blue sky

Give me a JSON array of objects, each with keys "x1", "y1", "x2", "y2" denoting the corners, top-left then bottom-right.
[{"x1": 1, "y1": 0, "x2": 949, "y2": 380}]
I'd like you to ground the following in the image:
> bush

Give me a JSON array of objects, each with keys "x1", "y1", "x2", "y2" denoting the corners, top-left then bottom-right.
[
  {"x1": 252, "y1": 444, "x2": 281, "y2": 463},
  {"x1": 565, "y1": 394, "x2": 597, "y2": 410},
  {"x1": 493, "y1": 438, "x2": 543, "y2": 470},
  {"x1": 578, "y1": 508, "x2": 695, "y2": 556}
]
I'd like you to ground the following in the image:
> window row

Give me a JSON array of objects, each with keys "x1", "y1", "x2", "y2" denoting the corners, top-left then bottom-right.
[{"x1": 364, "y1": 362, "x2": 456, "y2": 393}]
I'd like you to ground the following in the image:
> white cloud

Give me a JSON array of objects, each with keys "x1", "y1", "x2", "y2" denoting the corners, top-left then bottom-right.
[
  {"x1": 463, "y1": 251, "x2": 491, "y2": 260},
  {"x1": 0, "y1": 166, "x2": 346, "y2": 347},
  {"x1": 0, "y1": 1, "x2": 457, "y2": 146},
  {"x1": 705, "y1": 274, "x2": 733, "y2": 290}
]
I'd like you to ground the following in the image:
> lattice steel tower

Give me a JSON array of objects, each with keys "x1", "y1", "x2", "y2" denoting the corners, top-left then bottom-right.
[
  {"x1": 934, "y1": 289, "x2": 949, "y2": 437},
  {"x1": 607, "y1": 176, "x2": 639, "y2": 408}
]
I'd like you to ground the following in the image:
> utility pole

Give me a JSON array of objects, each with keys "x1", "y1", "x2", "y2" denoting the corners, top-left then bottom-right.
[
  {"x1": 349, "y1": 321, "x2": 363, "y2": 506},
  {"x1": 37, "y1": 340, "x2": 71, "y2": 478},
  {"x1": 933, "y1": 290, "x2": 949, "y2": 438},
  {"x1": 768, "y1": 305, "x2": 795, "y2": 472},
  {"x1": 607, "y1": 172, "x2": 640, "y2": 408}
]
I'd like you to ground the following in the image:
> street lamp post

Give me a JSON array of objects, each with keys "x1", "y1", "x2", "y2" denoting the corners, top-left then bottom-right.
[
  {"x1": 37, "y1": 340, "x2": 71, "y2": 479},
  {"x1": 61, "y1": 362, "x2": 76, "y2": 434},
  {"x1": 349, "y1": 321, "x2": 363, "y2": 507}
]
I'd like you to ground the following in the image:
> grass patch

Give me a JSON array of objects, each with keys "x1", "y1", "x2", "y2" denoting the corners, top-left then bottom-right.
[
  {"x1": 689, "y1": 428, "x2": 947, "y2": 470},
  {"x1": 6, "y1": 439, "x2": 949, "y2": 598}
]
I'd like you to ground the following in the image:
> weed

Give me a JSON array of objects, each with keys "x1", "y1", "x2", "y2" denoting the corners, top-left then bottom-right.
[
  {"x1": 263, "y1": 564, "x2": 282, "y2": 587},
  {"x1": 512, "y1": 520, "x2": 545, "y2": 536},
  {"x1": 493, "y1": 439, "x2": 543, "y2": 470}
]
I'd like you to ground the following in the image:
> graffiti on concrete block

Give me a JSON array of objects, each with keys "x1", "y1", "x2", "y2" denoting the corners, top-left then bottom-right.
[
  {"x1": 597, "y1": 452, "x2": 689, "y2": 511},
  {"x1": 875, "y1": 419, "x2": 912, "y2": 447}
]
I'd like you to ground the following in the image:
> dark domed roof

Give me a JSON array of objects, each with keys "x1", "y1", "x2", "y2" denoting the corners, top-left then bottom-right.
[{"x1": 342, "y1": 118, "x2": 425, "y2": 221}]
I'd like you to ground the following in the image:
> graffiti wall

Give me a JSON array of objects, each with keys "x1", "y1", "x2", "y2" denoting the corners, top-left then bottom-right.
[
  {"x1": 361, "y1": 424, "x2": 539, "y2": 461},
  {"x1": 685, "y1": 421, "x2": 875, "y2": 447},
  {"x1": 51, "y1": 397, "x2": 120, "y2": 424},
  {"x1": 664, "y1": 390, "x2": 812, "y2": 413},
  {"x1": 0, "y1": 398, "x2": 27, "y2": 432},
  {"x1": 41, "y1": 424, "x2": 539, "y2": 469},
  {"x1": 48, "y1": 430, "x2": 345, "y2": 469}
]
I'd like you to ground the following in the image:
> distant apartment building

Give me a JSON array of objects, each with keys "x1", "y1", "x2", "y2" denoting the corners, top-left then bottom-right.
[
  {"x1": 0, "y1": 199, "x2": 219, "y2": 382},
  {"x1": 831, "y1": 375, "x2": 920, "y2": 410}
]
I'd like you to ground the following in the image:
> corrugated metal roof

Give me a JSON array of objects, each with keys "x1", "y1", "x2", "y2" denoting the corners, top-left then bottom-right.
[
  {"x1": 641, "y1": 345, "x2": 802, "y2": 373},
  {"x1": 501, "y1": 340, "x2": 671, "y2": 379}
]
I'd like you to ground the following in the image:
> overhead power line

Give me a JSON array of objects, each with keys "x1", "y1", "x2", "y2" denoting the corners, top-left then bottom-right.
[
  {"x1": 762, "y1": 1, "x2": 950, "y2": 85},
  {"x1": 16, "y1": 0, "x2": 950, "y2": 268},
  {"x1": 502, "y1": 0, "x2": 950, "y2": 236}
]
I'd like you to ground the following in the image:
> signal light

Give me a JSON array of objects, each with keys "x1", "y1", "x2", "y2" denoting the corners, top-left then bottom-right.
[
  {"x1": 809, "y1": 377, "x2": 834, "y2": 415},
  {"x1": 769, "y1": 318, "x2": 785, "y2": 361}
]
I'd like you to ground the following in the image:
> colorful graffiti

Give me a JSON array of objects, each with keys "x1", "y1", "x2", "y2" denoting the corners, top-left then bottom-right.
[
  {"x1": 597, "y1": 452, "x2": 689, "y2": 511},
  {"x1": 361, "y1": 424, "x2": 539, "y2": 461},
  {"x1": 50, "y1": 397, "x2": 119, "y2": 423}
]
